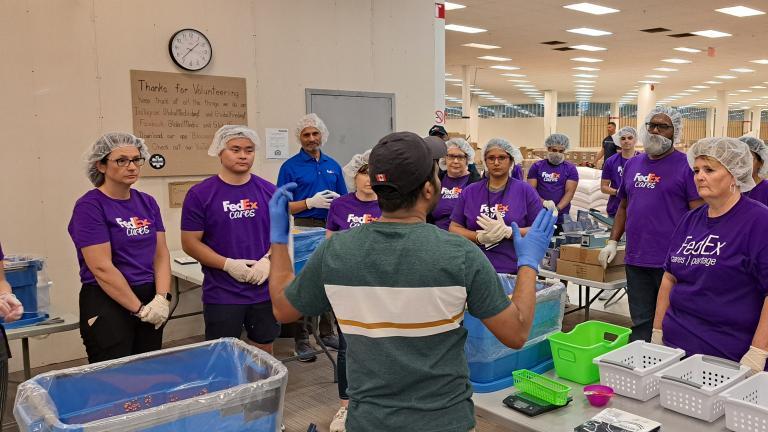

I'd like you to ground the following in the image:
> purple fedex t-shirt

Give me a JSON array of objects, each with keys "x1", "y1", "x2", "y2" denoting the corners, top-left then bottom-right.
[
  {"x1": 527, "y1": 160, "x2": 579, "y2": 224},
  {"x1": 745, "y1": 179, "x2": 768, "y2": 207},
  {"x1": 451, "y1": 178, "x2": 543, "y2": 273},
  {"x1": 663, "y1": 197, "x2": 768, "y2": 367},
  {"x1": 601, "y1": 152, "x2": 638, "y2": 217},
  {"x1": 68, "y1": 189, "x2": 165, "y2": 285},
  {"x1": 432, "y1": 174, "x2": 471, "y2": 230},
  {"x1": 617, "y1": 151, "x2": 700, "y2": 268},
  {"x1": 326, "y1": 193, "x2": 381, "y2": 232},
  {"x1": 181, "y1": 175, "x2": 275, "y2": 304}
]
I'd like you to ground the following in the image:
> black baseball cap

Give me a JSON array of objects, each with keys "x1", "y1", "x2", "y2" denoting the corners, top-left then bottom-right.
[
  {"x1": 428, "y1": 125, "x2": 448, "y2": 138},
  {"x1": 423, "y1": 136, "x2": 449, "y2": 160},
  {"x1": 370, "y1": 132, "x2": 441, "y2": 194}
]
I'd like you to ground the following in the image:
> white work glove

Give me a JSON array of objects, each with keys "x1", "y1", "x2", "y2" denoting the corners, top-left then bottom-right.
[
  {"x1": 246, "y1": 256, "x2": 270, "y2": 285},
  {"x1": 476, "y1": 214, "x2": 513, "y2": 242},
  {"x1": 223, "y1": 258, "x2": 257, "y2": 283},
  {"x1": 0, "y1": 293, "x2": 23, "y2": 322},
  {"x1": 598, "y1": 240, "x2": 618, "y2": 269},
  {"x1": 740, "y1": 346, "x2": 768, "y2": 375},
  {"x1": 306, "y1": 190, "x2": 340, "y2": 210},
  {"x1": 651, "y1": 328, "x2": 664, "y2": 346},
  {"x1": 542, "y1": 200, "x2": 559, "y2": 218},
  {"x1": 137, "y1": 294, "x2": 170, "y2": 330}
]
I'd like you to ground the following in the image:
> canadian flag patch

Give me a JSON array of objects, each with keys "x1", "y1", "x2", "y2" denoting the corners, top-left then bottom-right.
[{"x1": 376, "y1": 174, "x2": 387, "y2": 181}]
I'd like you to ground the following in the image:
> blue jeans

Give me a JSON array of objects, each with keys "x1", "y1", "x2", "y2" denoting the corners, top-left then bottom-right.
[
  {"x1": 336, "y1": 322, "x2": 348, "y2": 400},
  {"x1": 625, "y1": 265, "x2": 664, "y2": 342}
]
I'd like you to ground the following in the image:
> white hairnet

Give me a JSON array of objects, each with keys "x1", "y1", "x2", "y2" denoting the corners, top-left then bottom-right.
[
  {"x1": 739, "y1": 135, "x2": 768, "y2": 178},
  {"x1": 644, "y1": 106, "x2": 683, "y2": 144},
  {"x1": 84, "y1": 132, "x2": 150, "y2": 187},
  {"x1": 687, "y1": 137, "x2": 755, "y2": 192},
  {"x1": 343, "y1": 149, "x2": 371, "y2": 192},
  {"x1": 545, "y1": 133, "x2": 570, "y2": 150},
  {"x1": 445, "y1": 137, "x2": 475, "y2": 161},
  {"x1": 296, "y1": 113, "x2": 329, "y2": 145},
  {"x1": 207, "y1": 125, "x2": 261, "y2": 156},
  {"x1": 484, "y1": 138, "x2": 519, "y2": 162},
  {"x1": 612, "y1": 126, "x2": 637, "y2": 147}
]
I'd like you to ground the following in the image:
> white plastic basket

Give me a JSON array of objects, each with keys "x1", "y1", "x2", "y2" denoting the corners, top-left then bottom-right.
[
  {"x1": 593, "y1": 341, "x2": 685, "y2": 401},
  {"x1": 654, "y1": 354, "x2": 750, "y2": 422},
  {"x1": 721, "y1": 372, "x2": 768, "y2": 432}
]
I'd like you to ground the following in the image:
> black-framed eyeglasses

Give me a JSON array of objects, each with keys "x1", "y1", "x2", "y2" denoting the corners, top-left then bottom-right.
[
  {"x1": 646, "y1": 122, "x2": 673, "y2": 132},
  {"x1": 446, "y1": 154, "x2": 468, "y2": 161},
  {"x1": 107, "y1": 157, "x2": 146, "y2": 167},
  {"x1": 485, "y1": 155, "x2": 510, "y2": 163}
]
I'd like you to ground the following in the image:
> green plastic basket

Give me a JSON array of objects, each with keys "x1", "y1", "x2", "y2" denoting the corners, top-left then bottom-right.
[
  {"x1": 548, "y1": 320, "x2": 631, "y2": 384},
  {"x1": 512, "y1": 369, "x2": 572, "y2": 406}
]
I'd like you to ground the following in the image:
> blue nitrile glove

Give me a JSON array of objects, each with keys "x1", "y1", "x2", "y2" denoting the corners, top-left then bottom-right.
[
  {"x1": 511, "y1": 209, "x2": 557, "y2": 272},
  {"x1": 269, "y1": 183, "x2": 296, "y2": 244}
]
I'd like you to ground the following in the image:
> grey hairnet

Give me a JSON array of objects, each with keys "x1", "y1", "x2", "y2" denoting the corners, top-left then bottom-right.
[
  {"x1": 612, "y1": 126, "x2": 637, "y2": 147},
  {"x1": 739, "y1": 135, "x2": 768, "y2": 178},
  {"x1": 342, "y1": 149, "x2": 371, "y2": 192},
  {"x1": 84, "y1": 132, "x2": 150, "y2": 187},
  {"x1": 296, "y1": 113, "x2": 329, "y2": 145},
  {"x1": 687, "y1": 137, "x2": 755, "y2": 192},
  {"x1": 208, "y1": 125, "x2": 261, "y2": 156},
  {"x1": 644, "y1": 106, "x2": 683, "y2": 144},
  {"x1": 545, "y1": 133, "x2": 570, "y2": 150},
  {"x1": 484, "y1": 137, "x2": 519, "y2": 162},
  {"x1": 445, "y1": 137, "x2": 475, "y2": 161}
]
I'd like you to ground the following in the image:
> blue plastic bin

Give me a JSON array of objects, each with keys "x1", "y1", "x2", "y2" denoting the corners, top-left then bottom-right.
[
  {"x1": 464, "y1": 275, "x2": 565, "y2": 392},
  {"x1": 2, "y1": 259, "x2": 48, "y2": 328},
  {"x1": 292, "y1": 227, "x2": 325, "y2": 274},
  {"x1": 14, "y1": 338, "x2": 287, "y2": 432}
]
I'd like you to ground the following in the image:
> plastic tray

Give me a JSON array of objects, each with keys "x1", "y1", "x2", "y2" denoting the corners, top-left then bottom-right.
[
  {"x1": 548, "y1": 320, "x2": 631, "y2": 384},
  {"x1": 593, "y1": 341, "x2": 685, "y2": 401},
  {"x1": 654, "y1": 354, "x2": 750, "y2": 422},
  {"x1": 2, "y1": 312, "x2": 49, "y2": 330},
  {"x1": 512, "y1": 369, "x2": 571, "y2": 406},
  {"x1": 721, "y1": 371, "x2": 768, "y2": 431}
]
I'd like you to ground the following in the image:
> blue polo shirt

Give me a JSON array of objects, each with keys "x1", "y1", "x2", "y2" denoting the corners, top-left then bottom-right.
[{"x1": 277, "y1": 149, "x2": 347, "y2": 219}]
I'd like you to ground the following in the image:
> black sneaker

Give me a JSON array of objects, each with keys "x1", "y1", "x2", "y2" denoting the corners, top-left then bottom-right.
[
  {"x1": 321, "y1": 335, "x2": 340, "y2": 350},
  {"x1": 294, "y1": 340, "x2": 317, "y2": 362}
]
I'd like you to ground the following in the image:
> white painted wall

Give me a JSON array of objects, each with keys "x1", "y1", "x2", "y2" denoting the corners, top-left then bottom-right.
[{"x1": 0, "y1": 0, "x2": 436, "y2": 372}]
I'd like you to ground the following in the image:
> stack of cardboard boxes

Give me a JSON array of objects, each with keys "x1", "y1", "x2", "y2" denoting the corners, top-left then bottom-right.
[
  {"x1": 557, "y1": 243, "x2": 627, "y2": 282},
  {"x1": 529, "y1": 148, "x2": 599, "y2": 167}
]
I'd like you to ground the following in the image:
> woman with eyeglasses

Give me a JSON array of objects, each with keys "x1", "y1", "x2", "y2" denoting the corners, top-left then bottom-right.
[
  {"x1": 430, "y1": 138, "x2": 481, "y2": 230},
  {"x1": 68, "y1": 132, "x2": 171, "y2": 363},
  {"x1": 450, "y1": 138, "x2": 543, "y2": 274},
  {"x1": 739, "y1": 136, "x2": 768, "y2": 206},
  {"x1": 527, "y1": 133, "x2": 579, "y2": 231}
]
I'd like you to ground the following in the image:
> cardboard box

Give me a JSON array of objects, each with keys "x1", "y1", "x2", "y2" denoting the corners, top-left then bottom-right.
[
  {"x1": 556, "y1": 259, "x2": 626, "y2": 282},
  {"x1": 559, "y1": 244, "x2": 626, "y2": 266}
]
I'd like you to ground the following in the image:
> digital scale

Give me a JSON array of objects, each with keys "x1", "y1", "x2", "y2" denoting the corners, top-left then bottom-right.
[{"x1": 503, "y1": 391, "x2": 573, "y2": 417}]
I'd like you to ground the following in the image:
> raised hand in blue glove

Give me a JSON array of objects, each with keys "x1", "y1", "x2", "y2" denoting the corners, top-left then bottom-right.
[
  {"x1": 511, "y1": 209, "x2": 557, "y2": 272},
  {"x1": 269, "y1": 182, "x2": 297, "y2": 244}
]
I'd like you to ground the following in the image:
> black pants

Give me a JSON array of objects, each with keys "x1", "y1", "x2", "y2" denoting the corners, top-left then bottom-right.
[
  {"x1": 624, "y1": 265, "x2": 665, "y2": 343},
  {"x1": 79, "y1": 282, "x2": 163, "y2": 363}
]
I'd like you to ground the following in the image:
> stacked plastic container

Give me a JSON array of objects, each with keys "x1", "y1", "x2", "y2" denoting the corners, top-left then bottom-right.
[
  {"x1": 464, "y1": 275, "x2": 566, "y2": 393},
  {"x1": 2, "y1": 255, "x2": 51, "y2": 329},
  {"x1": 14, "y1": 338, "x2": 288, "y2": 432},
  {"x1": 548, "y1": 321, "x2": 631, "y2": 385},
  {"x1": 721, "y1": 372, "x2": 768, "y2": 431}
]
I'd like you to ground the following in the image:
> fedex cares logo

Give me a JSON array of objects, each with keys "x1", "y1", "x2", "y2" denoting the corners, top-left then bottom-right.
[
  {"x1": 222, "y1": 199, "x2": 259, "y2": 220},
  {"x1": 669, "y1": 235, "x2": 726, "y2": 267},
  {"x1": 347, "y1": 213, "x2": 378, "y2": 228},
  {"x1": 441, "y1": 186, "x2": 462, "y2": 199},
  {"x1": 541, "y1": 172, "x2": 560, "y2": 183},
  {"x1": 480, "y1": 203, "x2": 509, "y2": 219},
  {"x1": 633, "y1": 172, "x2": 661, "y2": 189},
  {"x1": 115, "y1": 217, "x2": 152, "y2": 236}
]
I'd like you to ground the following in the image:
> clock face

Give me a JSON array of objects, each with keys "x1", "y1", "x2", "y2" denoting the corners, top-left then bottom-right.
[{"x1": 169, "y1": 29, "x2": 212, "y2": 71}]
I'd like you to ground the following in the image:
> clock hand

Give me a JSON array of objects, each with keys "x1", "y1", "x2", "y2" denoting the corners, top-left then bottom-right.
[{"x1": 182, "y1": 42, "x2": 200, "y2": 60}]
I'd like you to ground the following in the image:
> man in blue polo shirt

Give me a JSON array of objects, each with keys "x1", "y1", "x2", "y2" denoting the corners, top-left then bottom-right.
[{"x1": 277, "y1": 113, "x2": 347, "y2": 360}]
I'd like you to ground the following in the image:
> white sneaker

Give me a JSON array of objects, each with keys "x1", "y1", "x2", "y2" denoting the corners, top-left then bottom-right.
[{"x1": 330, "y1": 406, "x2": 348, "y2": 432}]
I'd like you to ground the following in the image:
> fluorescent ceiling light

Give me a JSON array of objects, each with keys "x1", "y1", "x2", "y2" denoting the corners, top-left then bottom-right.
[
  {"x1": 444, "y1": 2, "x2": 466, "y2": 10},
  {"x1": 662, "y1": 58, "x2": 692, "y2": 64},
  {"x1": 730, "y1": 68, "x2": 755, "y2": 73},
  {"x1": 646, "y1": 75, "x2": 668, "y2": 78},
  {"x1": 729, "y1": 93, "x2": 739, "y2": 96},
  {"x1": 571, "y1": 57, "x2": 603, "y2": 63},
  {"x1": 478, "y1": 56, "x2": 511, "y2": 61},
  {"x1": 678, "y1": 92, "x2": 692, "y2": 96},
  {"x1": 692, "y1": 85, "x2": 710, "y2": 88},
  {"x1": 445, "y1": 78, "x2": 462, "y2": 82},
  {"x1": 514, "y1": 84, "x2": 535, "y2": 87},
  {"x1": 715, "y1": 75, "x2": 737, "y2": 79},
  {"x1": 573, "y1": 80, "x2": 595, "y2": 83},
  {"x1": 573, "y1": 66, "x2": 600, "y2": 71},
  {"x1": 452, "y1": 84, "x2": 463, "y2": 87},
  {"x1": 704, "y1": 81, "x2": 723, "y2": 84},
  {"x1": 462, "y1": 43, "x2": 500, "y2": 49},
  {"x1": 507, "y1": 79, "x2": 529, "y2": 83},
  {"x1": 750, "y1": 59, "x2": 768, "y2": 64},
  {"x1": 691, "y1": 30, "x2": 732, "y2": 38},
  {"x1": 563, "y1": 3, "x2": 620, "y2": 15},
  {"x1": 715, "y1": 6, "x2": 765, "y2": 17},
  {"x1": 575, "y1": 84, "x2": 594, "y2": 88},
  {"x1": 445, "y1": 24, "x2": 486, "y2": 33},
  {"x1": 490, "y1": 65, "x2": 520, "y2": 70},
  {"x1": 738, "y1": 89, "x2": 752, "y2": 92},
  {"x1": 654, "y1": 67, "x2": 679, "y2": 72},
  {"x1": 567, "y1": 27, "x2": 612, "y2": 36},
  {"x1": 750, "y1": 85, "x2": 767, "y2": 89},
  {"x1": 749, "y1": 98, "x2": 761, "y2": 101},
  {"x1": 570, "y1": 44, "x2": 607, "y2": 51},
  {"x1": 500, "y1": 73, "x2": 526, "y2": 77},
  {"x1": 674, "y1": 47, "x2": 702, "y2": 53},
  {"x1": 638, "y1": 80, "x2": 659, "y2": 84},
  {"x1": 573, "y1": 73, "x2": 598, "y2": 78}
]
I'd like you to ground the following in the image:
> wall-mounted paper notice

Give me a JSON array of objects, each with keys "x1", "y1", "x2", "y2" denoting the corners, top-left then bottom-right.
[{"x1": 266, "y1": 128, "x2": 290, "y2": 159}]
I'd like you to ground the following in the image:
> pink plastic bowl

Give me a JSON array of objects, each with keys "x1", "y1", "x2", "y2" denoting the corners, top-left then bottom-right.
[{"x1": 584, "y1": 384, "x2": 614, "y2": 407}]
